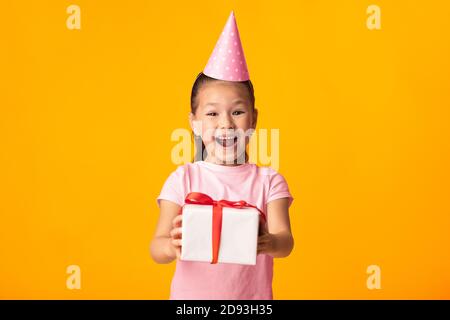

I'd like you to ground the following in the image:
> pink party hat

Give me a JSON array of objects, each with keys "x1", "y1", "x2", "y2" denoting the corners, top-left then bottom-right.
[{"x1": 203, "y1": 11, "x2": 250, "y2": 81}]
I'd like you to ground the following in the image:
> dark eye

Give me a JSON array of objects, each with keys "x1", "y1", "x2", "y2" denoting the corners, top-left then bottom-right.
[
  {"x1": 207, "y1": 112, "x2": 218, "y2": 116},
  {"x1": 232, "y1": 110, "x2": 245, "y2": 115}
]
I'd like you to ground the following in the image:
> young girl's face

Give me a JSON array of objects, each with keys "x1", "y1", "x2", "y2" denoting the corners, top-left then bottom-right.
[{"x1": 190, "y1": 81, "x2": 257, "y2": 165}]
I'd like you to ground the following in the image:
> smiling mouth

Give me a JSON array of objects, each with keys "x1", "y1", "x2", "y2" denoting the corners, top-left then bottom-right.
[{"x1": 215, "y1": 136, "x2": 238, "y2": 148}]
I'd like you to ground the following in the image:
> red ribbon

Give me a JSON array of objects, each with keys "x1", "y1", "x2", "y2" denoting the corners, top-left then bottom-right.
[{"x1": 179, "y1": 192, "x2": 266, "y2": 264}]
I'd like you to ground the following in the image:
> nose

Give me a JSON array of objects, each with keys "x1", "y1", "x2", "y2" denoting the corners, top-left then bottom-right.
[{"x1": 218, "y1": 113, "x2": 234, "y2": 129}]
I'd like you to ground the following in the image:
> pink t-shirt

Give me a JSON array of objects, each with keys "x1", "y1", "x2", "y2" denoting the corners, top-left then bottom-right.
[{"x1": 156, "y1": 160, "x2": 294, "y2": 300}]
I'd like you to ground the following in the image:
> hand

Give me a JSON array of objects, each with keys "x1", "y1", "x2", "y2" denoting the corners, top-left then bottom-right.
[
  {"x1": 257, "y1": 218, "x2": 276, "y2": 255},
  {"x1": 170, "y1": 214, "x2": 183, "y2": 260}
]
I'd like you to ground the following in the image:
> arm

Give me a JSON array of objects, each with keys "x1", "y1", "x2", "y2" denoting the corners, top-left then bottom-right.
[
  {"x1": 150, "y1": 199, "x2": 182, "y2": 264},
  {"x1": 257, "y1": 197, "x2": 294, "y2": 258}
]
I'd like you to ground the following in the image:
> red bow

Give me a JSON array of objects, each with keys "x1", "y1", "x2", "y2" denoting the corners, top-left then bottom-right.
[{"x1": 180, "y1": 192, "x2": 266, "y2": 264}]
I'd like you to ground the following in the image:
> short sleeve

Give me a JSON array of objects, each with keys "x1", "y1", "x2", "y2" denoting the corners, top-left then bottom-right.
[
  {"x1": 156, "y1": 165, "x2": 186, "y2": 208},
  {"x1": 267, "y1": 171, "x2": 294, "y2": 208}
]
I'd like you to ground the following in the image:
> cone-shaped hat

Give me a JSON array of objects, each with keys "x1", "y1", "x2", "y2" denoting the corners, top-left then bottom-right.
[{"x1": 203, "y1": 11, "x2": 250, "y2": 81}]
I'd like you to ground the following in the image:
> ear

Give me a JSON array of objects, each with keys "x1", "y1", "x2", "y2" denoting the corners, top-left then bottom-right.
[
  {"x1": 189, "y1": 112, "x2": 194, "y2": 131},
  {"x1": 189, "y1": 112, "x2": 201, "y2": 136},
  {"x1": 252, "y1": 108, "x2": 258, "y2": 129}
]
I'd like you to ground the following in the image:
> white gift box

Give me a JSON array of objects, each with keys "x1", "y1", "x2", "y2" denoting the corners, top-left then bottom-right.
[{"x1": 180, "y1": 204, "x2": 260, "y2": 265}]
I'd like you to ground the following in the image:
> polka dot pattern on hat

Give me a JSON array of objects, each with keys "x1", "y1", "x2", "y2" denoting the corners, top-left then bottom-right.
[{"x1": 203, "y1": 11, "x2": 250, "y2": 82}]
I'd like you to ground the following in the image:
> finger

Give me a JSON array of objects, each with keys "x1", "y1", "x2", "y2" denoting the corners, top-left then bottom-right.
[
  {"x1": 172, "y1": 215, "x2": 183, "y2": 228},
  {"x1": 258, "y1": 240, "x2": 268, "y2": 247},
  {"x1": 175, "y1": 247, "x2": 181, "y2": 260},
  {"x1": 172, "y1": 238, "x2": 182, "y2": 247},
  {"x1": 258, "y1": 242, "x2": 268, "y2": 250},
  {"x1": 170, "y1": 227, "x2": 182, "y2": 239},
  {"x1": 258, "y1": 221, "x2": 268, "y2": 235},
  {"x1": 258, "y1": 243, "x2": 268, "y2": 250}
]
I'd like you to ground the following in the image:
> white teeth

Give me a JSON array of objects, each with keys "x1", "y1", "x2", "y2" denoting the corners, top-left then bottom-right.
[{"x1": 215, "y1": 135, "x2": 237, "y2": 147}]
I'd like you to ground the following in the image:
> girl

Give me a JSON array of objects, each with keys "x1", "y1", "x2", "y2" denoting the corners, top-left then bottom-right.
[{"x1": 150, "y1": 12, "x2": 294, "y2": 300}]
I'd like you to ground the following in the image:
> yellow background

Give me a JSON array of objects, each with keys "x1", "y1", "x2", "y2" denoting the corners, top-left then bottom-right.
[{"x1": 1, "y1": 0, "x2": 450, "y2": 299}]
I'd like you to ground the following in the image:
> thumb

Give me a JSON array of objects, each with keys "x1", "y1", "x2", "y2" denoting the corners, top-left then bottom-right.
[{"x1": 258, "y1": 217, "x2": 268, "y2": 236}]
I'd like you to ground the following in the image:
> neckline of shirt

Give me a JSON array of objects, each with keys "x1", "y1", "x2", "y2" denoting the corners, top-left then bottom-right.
[{"x1": 196, "y1": 160, "x2": 254, "y2": 173}]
